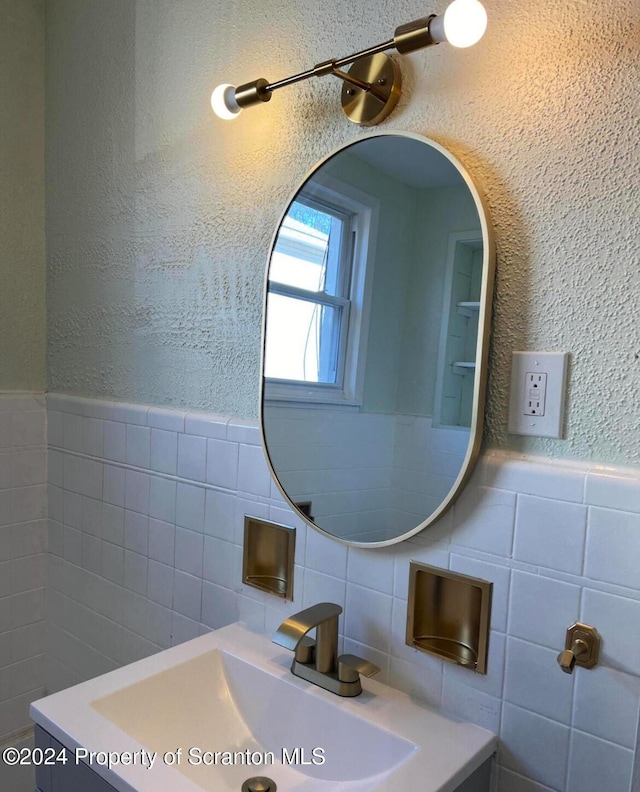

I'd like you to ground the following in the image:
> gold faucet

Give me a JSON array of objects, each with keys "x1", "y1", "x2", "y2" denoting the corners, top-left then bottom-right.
[{"x1": 272, "y1": 602, "x2": 380, "y2": 697}]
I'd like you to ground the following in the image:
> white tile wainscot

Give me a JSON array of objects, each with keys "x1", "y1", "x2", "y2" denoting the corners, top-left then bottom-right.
[
  {"x1": 45, "y1": 395, "x2": 640, "y2": 792},
  {"x1": 0, "y1": 393, "x2": 47, "y2": 742}
]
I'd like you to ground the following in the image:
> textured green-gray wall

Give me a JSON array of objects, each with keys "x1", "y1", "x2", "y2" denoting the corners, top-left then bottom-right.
[
  {"x1": 45, "y1": 0, "x2": 640, "y2": 465},
  {"x1": 0, "y1": 0, "x2": 45, "y2": 390}
]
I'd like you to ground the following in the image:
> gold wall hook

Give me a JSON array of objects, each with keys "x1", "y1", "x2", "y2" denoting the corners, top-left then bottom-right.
[{"x1": 557, "y1": 623, "x2": 601, "y2": 674}]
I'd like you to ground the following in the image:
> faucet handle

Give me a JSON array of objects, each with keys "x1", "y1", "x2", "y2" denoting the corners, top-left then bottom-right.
[
  {"x1": 294, "y1": 635, "x2": 316, "y2": 664},
  {"x1": 338, "y1": 654, "x2": 381, "y2": 684}
]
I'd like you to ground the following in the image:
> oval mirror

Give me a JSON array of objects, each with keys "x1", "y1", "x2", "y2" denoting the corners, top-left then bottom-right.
[{"x1": 260, "y1": 132, "x2": 494, "y2": 546}]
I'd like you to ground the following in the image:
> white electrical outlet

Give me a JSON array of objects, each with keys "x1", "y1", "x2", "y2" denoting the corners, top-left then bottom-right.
[
  {"x1": 508, "y1": 352, "x2": 568, "y2": 438},
  {"x1": 524, "y1": 372, "x2": 547, "y2": 416}
]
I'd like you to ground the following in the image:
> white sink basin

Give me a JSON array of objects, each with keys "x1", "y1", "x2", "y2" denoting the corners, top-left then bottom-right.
[
  {"x1": 31, "y1": 623, "x2": 495, "y2": 792},
  {"x1": 91, "y1": 648, "x2": 416, "y2": 790}
]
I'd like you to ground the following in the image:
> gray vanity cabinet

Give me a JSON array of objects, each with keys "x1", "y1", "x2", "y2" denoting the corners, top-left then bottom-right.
[{"x1": 35, "y1": 725, "x2": 116, "y2": 792}]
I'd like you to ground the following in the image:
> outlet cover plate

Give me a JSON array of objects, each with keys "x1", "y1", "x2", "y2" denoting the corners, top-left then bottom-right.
[{"x1": 508, "y1": 351, "x2": 568, "y2": 438}]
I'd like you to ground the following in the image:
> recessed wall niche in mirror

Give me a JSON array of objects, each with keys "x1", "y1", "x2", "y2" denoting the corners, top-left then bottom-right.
[{"x1": 260, "y1": 132, "x2": 494, "y2": 546}]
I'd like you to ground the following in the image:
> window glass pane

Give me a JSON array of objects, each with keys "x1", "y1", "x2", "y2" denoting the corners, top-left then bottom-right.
[
  {"x1": 265, "y1": 293, "x2": 342, "y2": 384},
  {"x1": 269, "y1": 201, "x2": 344, "y2": 296}
]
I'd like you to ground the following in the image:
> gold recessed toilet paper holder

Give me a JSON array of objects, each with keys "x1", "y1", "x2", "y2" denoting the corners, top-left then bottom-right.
[
  {"x1": 243, "y1": 517, "x2": 295, "y2": 600},
  {"x1": 406, "y1": 562, "x2": 492, "y2": 674}
]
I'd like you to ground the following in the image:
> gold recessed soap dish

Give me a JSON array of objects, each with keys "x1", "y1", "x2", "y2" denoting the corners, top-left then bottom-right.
[
  {"x1": 406, "y1": 562, "x2": 492, "y2": 674},
  {"x1": 243, "y1": 517, "x2": 295, "y2": 599}
]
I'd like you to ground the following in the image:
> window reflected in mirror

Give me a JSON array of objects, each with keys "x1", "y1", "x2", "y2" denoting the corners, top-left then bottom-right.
[{"x1": 265, "y1": 198, "x2": 352, "y2": 386}]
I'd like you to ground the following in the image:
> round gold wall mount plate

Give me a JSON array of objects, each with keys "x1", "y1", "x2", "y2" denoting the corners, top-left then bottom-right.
[{"x1": 340, "y1": 53, "x2": 401, "y2": 126}]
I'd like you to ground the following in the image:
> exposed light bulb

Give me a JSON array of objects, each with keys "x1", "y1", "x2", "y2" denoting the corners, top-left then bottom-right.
[
  {"x1": 211, "y1": 84, "x2": 241, "y2": 120},
  {"x1": 443, "y1": 0, "x2": 487, "y2": 48}
]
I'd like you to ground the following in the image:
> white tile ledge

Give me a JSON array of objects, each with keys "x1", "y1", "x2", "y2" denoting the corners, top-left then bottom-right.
[
  {"x1": 45, "y1": 394, "x2": 639, "y2": 485},
  {"x1": 0, "y1": 391, "x2": 46, "y2": 408},
  {"x1": 46, "y1": 393, "x2": 253, "y2": 444},
  {"x1": 483, "y1": 449, "x2": 593, "y2": 476},
  {"x1": 482, "y1": 449, "x2": 639, "y2": 485}
]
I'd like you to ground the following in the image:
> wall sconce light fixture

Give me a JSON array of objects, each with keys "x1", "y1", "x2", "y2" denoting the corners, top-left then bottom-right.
[{"x1": 211, "y1": 0, "x2": 487, "y2": 126}]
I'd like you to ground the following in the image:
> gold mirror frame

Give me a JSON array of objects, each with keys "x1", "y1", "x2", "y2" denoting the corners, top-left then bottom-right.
[{"x1": 259, "y1": 131, "x2": 495, "y2": 547}]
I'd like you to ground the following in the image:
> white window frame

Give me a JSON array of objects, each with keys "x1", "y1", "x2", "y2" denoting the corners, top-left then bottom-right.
[{"x1": 265, "y1": 176, "x2": 379, "y2": 407}]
